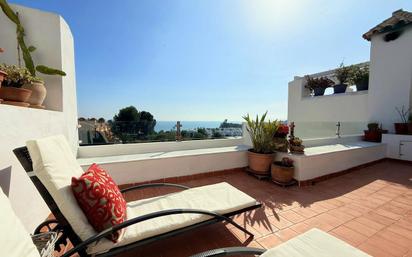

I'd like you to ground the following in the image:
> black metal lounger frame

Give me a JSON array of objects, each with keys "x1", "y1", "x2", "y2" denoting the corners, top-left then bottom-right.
[
  {"x1": 190, "y1": 247, "x2": 266, "y2": 257},
  {"x1": 13, "y1": 146, "x2": 262, "y2": 257}
]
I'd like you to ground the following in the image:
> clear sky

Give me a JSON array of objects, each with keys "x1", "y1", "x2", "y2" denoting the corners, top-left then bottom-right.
[{"x1": 10, "y1": 0, "x2": 412, "y2": 121}]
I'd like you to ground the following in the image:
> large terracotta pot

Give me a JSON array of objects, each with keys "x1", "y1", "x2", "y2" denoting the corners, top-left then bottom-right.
[
  {"x1": 247, "y1": 150, "x2": 274, "y2": 175},
  {"x1": 394, "y1": 123, "x2": 408, "y2": 135},
  {"x1": 22, "y1": 81, "x2": 47, "y2": 107},
  {"x1": 271, "y1": 162, "x2": 294, "y2": 183},
  {"x1": 0, "y1": 87, "x2": 32, "y2": 105}
]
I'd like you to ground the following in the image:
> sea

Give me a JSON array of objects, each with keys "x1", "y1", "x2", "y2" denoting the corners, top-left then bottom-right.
[{"x1": 154, "y1": 121, "x2": 240, "y2": 132}]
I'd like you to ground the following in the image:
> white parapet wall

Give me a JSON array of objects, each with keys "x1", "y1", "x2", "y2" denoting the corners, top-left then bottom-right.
[
  {"x1": 288, "y1": 76, "x2": 369, "y2": 123},
  {"x1": 0, "y1": 5, "x2": 78, "y2": 232}
]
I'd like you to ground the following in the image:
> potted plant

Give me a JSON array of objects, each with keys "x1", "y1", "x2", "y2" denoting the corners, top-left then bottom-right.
[
  {"x1": 334, "y1": 63, "x2": 350, "y2": 94},
  {"x1": 349, "y1": 64, "x2": 369, "y2": 91},
  {"x1": 394, "y1": 106, "x2": 411, "y2": 135},
  {"x1": 273, "y1": 124, "x2": 289, "y2": 152},
  {"x1": 0, "y1": 64, "x2": 34, "y2": 107},
  {"x1": 0, "y1": 0, "x2": 66, "y2": 108},
  {"x1": 363, "y1": 123, "x2": 387, "y2": 142},
  {"x1": 304, "y1": 75, "x2": 334, "y2": 96},
  {"x1": 243, "y1": 112, "x2": 280, "y2": 175},
  {"x1": 271, "y1": 157, "x2": 294, "y2": 183},
  {"x1": 289, "y1": 137, "x2": 305, "y2": 154}
]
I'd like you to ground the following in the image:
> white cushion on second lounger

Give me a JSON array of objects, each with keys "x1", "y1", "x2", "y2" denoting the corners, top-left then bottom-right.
[
  {"x1": 0, "y1": 187, "x2": 40, "y2": 257},
  {"x1": 88, "y1": 182, "x2": 258, "y2": 254},
  {"x1": 26, "y1": 135, "x2": 98, "y2": 242},
  {"x1": 261, "y1": 228, "x2": 371, "y2": 257}
]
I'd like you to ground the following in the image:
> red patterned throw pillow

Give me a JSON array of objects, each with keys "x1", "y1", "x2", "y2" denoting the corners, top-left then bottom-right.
[{"x1": 71, "y1": 163, "x2": 127, "y2": 242}]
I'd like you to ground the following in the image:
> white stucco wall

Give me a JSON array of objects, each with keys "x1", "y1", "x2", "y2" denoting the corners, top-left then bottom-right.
[
  {"x1": 368, "y1": 26, "x2": 412, "y2": 133},
  {"x1": 288, "y1": 77, "x2": 369, "y2": 123},
  {"x1": 0, "y1": 5, "x2": 78, "y2": 232}
]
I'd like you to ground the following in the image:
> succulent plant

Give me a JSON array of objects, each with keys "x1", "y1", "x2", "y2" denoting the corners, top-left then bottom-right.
[
  {"x1": 280, "y1": 157, "x2": 294, "y2": 167},
  {"x1": 0, "y1": 64, "x2": 41, "y2": 87}
]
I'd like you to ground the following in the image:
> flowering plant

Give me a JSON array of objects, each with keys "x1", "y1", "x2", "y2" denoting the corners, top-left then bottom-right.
[{"x1": 275, "y1": 124, "x2": 289, "y2": 138}]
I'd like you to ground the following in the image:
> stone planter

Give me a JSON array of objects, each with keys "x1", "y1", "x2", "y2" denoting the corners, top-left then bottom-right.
[
  {"x1": 22, "y1": 81, "x2": 47, "y2": 108},
  {"x1": 271, "y1": 162, "x2": 294, "y2": 183},
  {"x1": 333, "y1": 84, "x2": 347, "y2": 94},
  {"x1": 0, "y1": 87, "x2": 32, "y2": 107},
  {"x1": 247, "y1": 150, "x2": 274, "y2": 175}
]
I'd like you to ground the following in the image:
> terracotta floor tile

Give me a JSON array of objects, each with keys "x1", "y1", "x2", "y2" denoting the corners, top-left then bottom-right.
[
  {"x1": 53, "y1": 160, "x2": 412, "y2": 257},
  {"x1": 256, "y1": 234, "x2": 283, "y2": 248},
  {"x1": 279, "y1": 210, "x2": 306, "y2": 224},
  {"x1": 330, "y1": 226, "x2": 368, "y2": 246}
]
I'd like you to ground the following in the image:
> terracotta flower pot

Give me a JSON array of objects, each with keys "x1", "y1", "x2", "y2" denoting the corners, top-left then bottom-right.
[
  {"x1": 271, "y1": 162, "x2": 294, "y2": 183},
  {"x1": 22, "y1": 81, "x2": 47, "y2": 107},
  {"x1": 0, "y1": 87, "x2": 32, "y2": 104},
  {"x1": 394, "y1": 123, "x2": 408, "y2": 135},
  {"x1": 247, "y1": 150, "x2": 274, "y2": 175},
  {"x1": 363, "y1": 130, "x2": 382, "y2": 142}
]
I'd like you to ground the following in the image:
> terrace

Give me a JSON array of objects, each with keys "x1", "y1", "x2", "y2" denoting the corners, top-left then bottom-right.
[
  {"x1": 1, "y1": 3, "x2": 412, "y2": 257},
  {"x1": 53, "y1": 160, "x2": 411, "y2": 257}
]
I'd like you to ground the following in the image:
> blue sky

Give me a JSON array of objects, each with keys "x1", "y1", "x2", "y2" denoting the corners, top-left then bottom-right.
[{"x1": 10, "y1": 0, "x2": 412, "y2": 121}]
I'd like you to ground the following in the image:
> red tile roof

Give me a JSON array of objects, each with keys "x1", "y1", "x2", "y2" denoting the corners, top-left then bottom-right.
[{"x1": 363, "y1": 9, "x2": 412, "y2": 41}]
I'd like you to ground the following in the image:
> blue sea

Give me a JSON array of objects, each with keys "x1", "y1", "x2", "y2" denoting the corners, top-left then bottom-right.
[{"x1": 155, "y1": 121, "x2": 240, "y2": 132}]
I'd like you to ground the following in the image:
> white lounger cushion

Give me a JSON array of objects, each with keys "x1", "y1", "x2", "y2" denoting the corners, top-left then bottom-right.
[
  {"x1": 261, "y1": 228, "x2": 371, "y2": 257},
  {"x1": 26, "y1": 135, "x2": 98, "y2": 242},
  {"x1": 0, "y1": 187, "x2": 40, "y2": 257},
  {"x1": 88, "y1": 182, "x2": 258, "y2": 254}
]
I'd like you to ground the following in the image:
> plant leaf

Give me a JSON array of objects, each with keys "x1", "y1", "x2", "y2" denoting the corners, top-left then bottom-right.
[
  {"x1": 36, "y1": 65, "x2": 66, "y2": 76},
  {"x1": 28, "y1": 46, "x2": 36, "y2": 52}
]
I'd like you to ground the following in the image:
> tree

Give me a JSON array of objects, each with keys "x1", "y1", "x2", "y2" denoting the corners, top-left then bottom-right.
[
  {"x1": 111, "y1": 106, "x2": 156, "y2": 143},
  {"x1": 98, "y1": 117, "x2": 106, "y2": 123},
  {"x1": 220, "y1": 119, "x2": 242, "y2": 128}
]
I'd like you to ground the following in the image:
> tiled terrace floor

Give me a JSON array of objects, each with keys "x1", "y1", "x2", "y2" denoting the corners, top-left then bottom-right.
[{"x1": 67, "y1": 160, "x2": 412, "y2": 257}]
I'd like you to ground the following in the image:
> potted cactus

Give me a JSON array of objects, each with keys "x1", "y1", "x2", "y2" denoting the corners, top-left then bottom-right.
[
  {"x1": 363, "y1": 123, "x2": 387, "y2": 142},
  {"x1": 271, "y1": 157, "x2": 294, "y2": 183},
  {"x1": 349, "y1": 64, "x2": 369, "y2": 91},
  {"x1": 243, "y1": 112, "x2": 280, "y2": 176},
  {"x1": 304, "y1": 76, "x2": 334, "y2": 96},
  {"x1": 334, "y1": 63, "x2": 350, "y2": 94},
  {"x1": 0, "y1": 0, "x2": 66, "y2": 108}
]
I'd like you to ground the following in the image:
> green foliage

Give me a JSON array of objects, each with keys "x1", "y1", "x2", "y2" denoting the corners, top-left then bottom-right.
[
  {"x1": 0, "y1": 64, "x2": 35, "y2": 87},
  {"x1": 243, "y1": 111, "x2": 280, "y2": 154},
  {"x1": 111, "y1": 106, "x2": 156, "y2": 143},
  {"x1": 304, "y1": 76, "x2": 334, "y2": 91},
  {"x1": 289, "y1": 137, "x2": 303, "y2": 146},
  {"x1": 212, "y1": 130, "x2": 223, "y2": 138},
  {"x1": 335, "y1": 62, "x2": 351, "y2": 84},
  {"x1": 0, "y1": 0, "x2": 65, "y2": 77},
  {"x1": 36, "y1": 65, "x2": 66, "y2": 76},
  {"x1": 349, "y1": 64, "x2": 369, "y2": 85}
]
